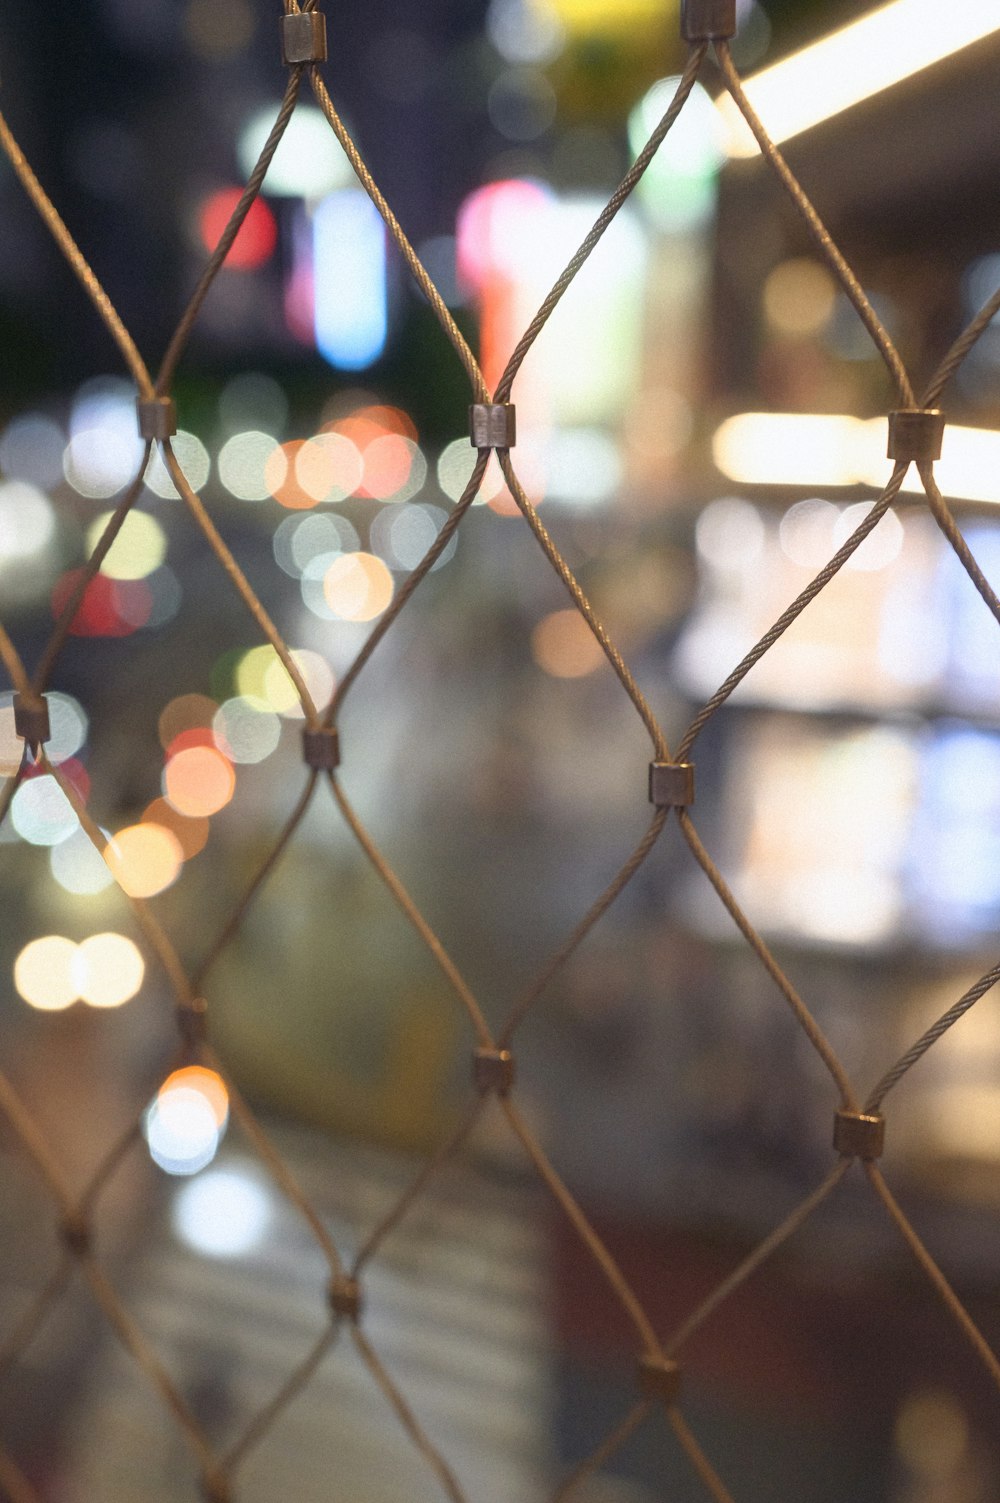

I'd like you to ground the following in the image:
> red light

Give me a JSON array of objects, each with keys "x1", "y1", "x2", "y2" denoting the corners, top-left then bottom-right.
[
  {"x1": 51, "y1": 571, "x2": 150, "y2": 637},
  {"x1": 198, "y1": 188, "x2": 278, "y2": 272}
]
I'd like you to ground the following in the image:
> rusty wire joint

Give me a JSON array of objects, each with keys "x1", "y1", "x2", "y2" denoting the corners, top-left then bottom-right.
[
  {"x1": 136, "y1": 396, "x2": 177, "y2": 440},
  {"x1": 637, "y1": 1354, "x2": 682, "y2": 1405},
  {"x1": 281, "y1": 10, "x2": 327, "y2": 64},
  {"x1": 649, "y1": 762, "x2": 695, "y2": 809},
  {"x1": 302, "y1": 726, "x2": 340, "y2": 771},
  {"x1": 833, "y1": 1110, "x2": 885, "y2": 1160},
  {"x1": 328, "y1": 1274, "x2": 363, "y2": 1321},
  {"x1": 887, "y1": 409, "x2": 945, "y2": 463},
  {"x1": 472, "y1": 1047, "x2": 515, "y2": 1096},
  {"x1": 680, "y1": 0, "x2": 737, "y2": 41},
  {"x1": 60, "y1": 1211, "x2": 92, "y2": 1258},
  {"x1": 469, "y1": 403, "x2": 516, "y2": 450},
  {"x1": 13, "y1": 691, "x2": 51, "y2": 750},
  {"x1": 176, "y1": 995, "x2": 209, "y2": 1050}
]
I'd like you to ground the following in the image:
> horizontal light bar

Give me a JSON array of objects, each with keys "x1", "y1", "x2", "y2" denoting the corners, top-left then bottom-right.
[
  {"x1": 718, "y1": 0, "x2": 1000, "y2": 159},
  {"x1": 713, "y1": 412, "x2": 1000, "y2": 505}
]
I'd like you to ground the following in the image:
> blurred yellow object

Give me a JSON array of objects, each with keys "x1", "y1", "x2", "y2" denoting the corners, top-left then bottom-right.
[{"x1": 549, "y1": 0, "x2": 668, "y2": 36}]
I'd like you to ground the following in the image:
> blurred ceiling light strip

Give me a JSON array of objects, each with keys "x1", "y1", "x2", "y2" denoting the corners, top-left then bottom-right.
[
  {"x1": 713, "y1": 413, "x2": 1000, "y2": 504},
  {"x1": 718, "y1": 0, "x2": 1000, "y2": 159}
]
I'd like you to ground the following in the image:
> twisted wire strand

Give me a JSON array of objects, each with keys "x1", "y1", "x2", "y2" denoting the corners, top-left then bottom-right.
[
  {"x1": 327, "y1": 773, "x2": 494, "y2": 1048},
  {"x1": 866, "y1": 959, "x2": 1000, "y2": 1112},
  {"x1": 0, "y1": 1257, "x2": 73, "y2": 1387},
  {"x1": 34, "y1": 452, "x2": 152, "y2": 693},
  {"x1": 350, "y1": 1324, "x2": 470, "y2": 1503},
  {"x1": 554, "y1": 1400, "x2": 653, "y2": 1503},
  {"x1": 43, "y1": 754, "x2": 193, "y2": 1004},
  {"x1": 498, "y1": 450, "x2": 669, "y2": 758},
  {"x1": 0, "y1": 751, "x2": 28, "y2": 834},
  {"x1": 498, "y1": 808, "x2": 670, "y2": 1046},
  {"x1": 677, "y1": 811, "x2": 859, "y2": 1111},
  {"x1": 713, "y1": 42, "x2": 914, "y2": 409},
  {"x1": 162, "y1": 443, "x2": 319, "y2": 722},
  {"x1": 923, "y1": 281, "x2": 1000, "y2": 409},
  {"x1": 221, "y1": 1325, "x2": 339, "y2": 1476},
  {"x1": 0, "y1": 110, "x2": 153, "y2": 395},
  {"x1": 308, "y1": 72, "x2": 488, "y2": 402},
  {"x1": 202, "y1": 1045, "x2": 346, "y2": 1275},
  {"x1": 157, "y1": 74, "x2": 304, "y2": 393},
  {"x1": 666, "y1": 1159, "x2": 850, "y2": 1358},
  {"x1": 865, "y1": 1162, "x2": 1000, "y2": 1393},
  {"x1": 918, "y1": 462, "x2": 1000, "y2": 628},
  {"x1": 668, "y1": 1407, "x2": 737, "y2": 1503},
  {"x1": 192, "y1": 769, "x2": 321, "y2": 992},
  {"x1": 353, "y1": 1096, "x2": 485, "y2": 1275},
  {"x1": 327, "y1": 452, "x2": 491, "y2": 722},
  {"x1": 0, "y1": 626, "x2": 30, "y2": 696},
  {"x1": 678, "y1": 467, "x2": 908, "y2": 760},
  {"x1": 495, "y1": 44, "x2": 707, "y2": 401},
  {"x1": 500, "y1": 1097, "x2": 661, "y2": 1356}
]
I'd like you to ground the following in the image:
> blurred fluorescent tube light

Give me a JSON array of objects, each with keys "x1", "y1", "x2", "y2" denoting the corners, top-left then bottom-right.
[
  {"x1": 714, "y1": 412, "x2": 1000, "y2": 504},
  {"x1": 713, "y1": 413, "x2": 863, "y2": 486},
  {"x1": 718, "y1": 0, "x2": 1000, "y2": 159}
]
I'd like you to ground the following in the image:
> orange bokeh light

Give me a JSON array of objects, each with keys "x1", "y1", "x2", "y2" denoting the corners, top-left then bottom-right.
[
  {"x1": 142, "y1": 797, "x2": 210, "y2": 861},
  {"x1": 164, "y1": 745, "x2": 236, "y2": 817},
  {"x1": 532, "y1": 610, "x2": 607, "y2": 679},
  {"x1": 198, "y1": 188, "x2": 277, "y2": 271},
  {"x1": 104, "y1": 823, "x2": 184, "y2": 898},
  {"x1": 159, "y1": 1066, "x2": 229, "y2": 1127},
  {"x1": 322, "y1": 552, "x2": 395, "y2": 622}
]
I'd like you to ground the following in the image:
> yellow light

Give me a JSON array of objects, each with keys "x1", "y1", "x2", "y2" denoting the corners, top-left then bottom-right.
[
  {"x1": 712, "y1": 413, "x2": 863, "y2": 487},
  {"x1": 714, "y1": 412, "x2": 1000, "y2": 504},
  {"x1": 549, "y1": 0, "x2": 666, "y2": 34},
  {"x1": 718, "y1": 1, "x2": 1000, "y2": 159},
  {"x1": 87, "y1": 509, "x2": 167, "y2": 581},
  {"x1": 76, "y1": 932, "x2": 145, "y2": 1008},
  {"x1": 104, "y1": 823, "x2": 184, "y2": 897},
  {"x1": 14, "y1": 936, "x2": 79, "y2": 1012}
]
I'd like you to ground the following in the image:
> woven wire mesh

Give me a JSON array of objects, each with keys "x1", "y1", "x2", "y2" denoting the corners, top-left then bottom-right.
[{"x1": 2, "y1": 4, "x2": 1000, "y2": 1501}]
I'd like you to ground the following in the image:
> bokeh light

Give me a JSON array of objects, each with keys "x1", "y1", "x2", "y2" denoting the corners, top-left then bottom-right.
[
  {"x1": 142, "y1": 798, "x2": 210, "y2": 861},
  {"x1": 143, "y1": 432, "x2": 212, "y2": 500},
  {"x1": 0, "y1": 481, "x2": 56, "y2": 563},
  {"x1": 437, "y1": 439, "x2": 503, "y2": 505},
  {"x1": 198, "y1": 188, "x2": 277, "y2": 271},
  {"x1": 0, "y1": 414, "x2": 66, "y2": 490},
  {"x1": 212, "y1": 696, "x2": 282, "y2": 764},
  {"x1": 158, "y1": 694, "x2": 218, "y2": 750},
  {"x1": 160, "y1": 1066, "x2": 229, "y2": 1128},
  {"x1": 763, "y1": 257, "x2": 837, "y2": 338},
  {"x1": 11, "y1": 775, "x2": 79, "y2": 847},
  {"x1": 145, "y1": 1088, "x2": 220, "y2": 1176},
  {"x1": 273, "y1": 512, "x2": 360, "y2": 578},
  {"x1": 14, "y1": 936, "x2": 79, "y2": 1012},
  {"x1": 86, "y1": 509, "x2": 167, "y2": 581},
  {"x1": 50, "y1": 827, "x2": 115, "y2": 896},
  {"x1": 172, "y1": 1166, "x2": 272, "y2": 1258},
  {"x1": 369, "y1": 503, "x2": 457, "y2": 573},
  {"x1": 360, "y1": 435, "x2": 427, "y2": 502},
  {"x1": 294, "y1": 432, "x2": 365, "y2": 503},
  {"x1": 322, "y1": 552, "x2": 395, "y2": 621},
  {"x1": 164, "y1": 745, "x2": 236, "y2": 818},
  {"x1": 76, "y1": 932, "x2": 145, "y2": 1008},
  {"x1": 532, "y1": 609, "x2": 607, "y2": 678},
  {"x1": 238, "y1": 104, "x2": 353, "y2": 198},
  {"x1": 218, "y1": 431, "x2": 281, "y2": 501},
  {"x1": 104, "y1": 823, "x2": 184, "y2": 897}
]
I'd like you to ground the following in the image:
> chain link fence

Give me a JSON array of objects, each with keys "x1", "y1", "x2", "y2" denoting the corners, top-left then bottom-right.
[{"x1": 2, "y1": 1, "x2": 1000, "y2": 1499}]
